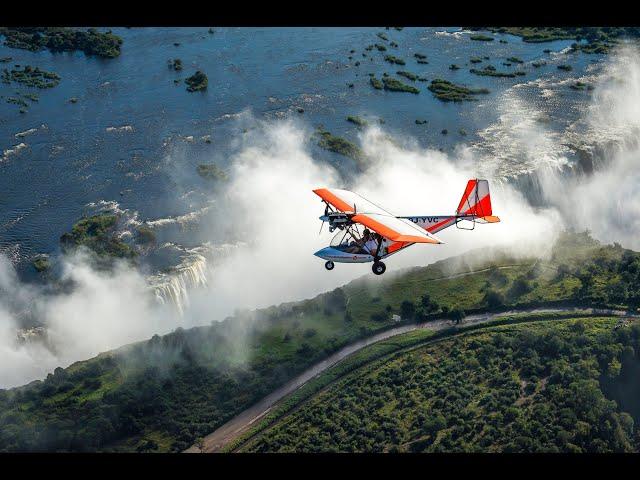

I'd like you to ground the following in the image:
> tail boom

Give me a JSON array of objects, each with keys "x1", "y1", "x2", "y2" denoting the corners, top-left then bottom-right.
[{"x1": 399, "y1": 179, "x2": 500, "y2": 234}]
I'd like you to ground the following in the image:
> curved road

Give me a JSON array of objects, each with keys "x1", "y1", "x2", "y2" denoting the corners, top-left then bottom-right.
[{"x1": 185, "y1": 306, "x2": 632, "y2": 453}]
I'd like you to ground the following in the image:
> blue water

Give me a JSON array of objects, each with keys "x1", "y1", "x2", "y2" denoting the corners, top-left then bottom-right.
[{"x1": 0, "y1": 27, "x2": 599, "y2": 277}]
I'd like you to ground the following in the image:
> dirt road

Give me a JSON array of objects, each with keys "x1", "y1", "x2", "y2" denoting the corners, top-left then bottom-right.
[{"x1": 185, "y1": 306, "x2": 631, "y2": 453}]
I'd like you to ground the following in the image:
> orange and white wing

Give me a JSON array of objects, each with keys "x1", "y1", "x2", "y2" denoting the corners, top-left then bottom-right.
[
  {"x1": 313, "y1": 188, "x2": 443, "y2": 244},
  {"x1": 352, "y1": 213, "x2": 442, "y2": 244},
  {"x1": 313, "y1": 188, "x2": 389, "y2": 214}
]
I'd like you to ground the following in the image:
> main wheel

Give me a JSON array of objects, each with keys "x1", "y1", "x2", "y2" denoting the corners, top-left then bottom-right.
[
  {"x1": 325, "y1": 261, "x2": 335, "y2": 271},
  {"x1": 372, "y1": 261, "x2": 386, "y2": 275}
]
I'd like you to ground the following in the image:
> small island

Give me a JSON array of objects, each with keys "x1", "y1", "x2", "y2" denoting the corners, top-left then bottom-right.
[
  {"x1": 168, "y1": 58, "x2": 183, "y2": 71},
  {"x1": 185, "y1": 71, "x2": 208, "y2": 92},
  {"x1": 384, "y1": 55, "x2": 405, "y2": 66},
  {"x1": 316, "y1": 128, "x2": 364, "y2": 165},
  {"x1": 0, "y1": 27, "x2": 123, "y2": 58},
  {"x1": 428, "y1": 79, "x2": 489, "y2": 102},
  {"x1": 382, "y1": 76, "x2": 420, "y2": 94},
  {"x1": 196, "y1": 163, "x2": 228, "y2": 181},
  {"x1": 470, "y1": 65, "x2": 525, "y2": 78},
  {"x1": 469, "y1": 34, "x2": 494, "y2": 42},
  {"x1": 396, "y1": 70, "x2": 418, "y2": 81},
  {"x1": 2, "y1": 65, "x2": 61, "y2": 88},
  {"x1": 59, "y1": 214, "x2": 136, "y2": 261},
  {"x1": 32, "y1": 255, "x2": 51, "y2": 273},
  {"x1": 346, "y1": 116, "x2": 368, "y2": 128}
]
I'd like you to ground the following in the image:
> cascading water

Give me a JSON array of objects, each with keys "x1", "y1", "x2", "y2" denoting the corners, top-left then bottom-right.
[{"x1": 151, "y1": 251, "x2": 209, "y2": 315}]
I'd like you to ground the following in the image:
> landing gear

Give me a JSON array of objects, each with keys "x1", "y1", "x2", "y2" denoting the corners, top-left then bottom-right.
[
  {"x1": 325, "y1": 261, "x2": 335, "y2": 271},
  {"x1": 372, "y1": 261, "x2": 386, "y2": 275}
]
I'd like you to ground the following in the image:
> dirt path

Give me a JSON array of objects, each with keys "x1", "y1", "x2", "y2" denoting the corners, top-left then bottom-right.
[{"x1": 185, "y1": 306, "x2": 632, "y2": 453}]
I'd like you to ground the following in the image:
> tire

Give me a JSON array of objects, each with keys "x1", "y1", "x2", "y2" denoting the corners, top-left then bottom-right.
[
  {"x1": 372, "y1": 261, "x2": 386, "y2": 275},
  {"x1": 325, "y1": 261, "x2": 335, "y2": 271}
]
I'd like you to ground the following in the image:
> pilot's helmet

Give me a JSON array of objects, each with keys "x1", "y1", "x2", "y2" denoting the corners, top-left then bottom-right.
[{"x1": 363, "y1": 228, "x2": 371, "y2": 237}]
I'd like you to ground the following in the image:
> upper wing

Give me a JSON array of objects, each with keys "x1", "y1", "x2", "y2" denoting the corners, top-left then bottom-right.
[
  {"x1": 313, "y1": 188, "x2": 443, "y2": 244},
  {"x1": 313, "y1": 188, "x2": 389, "y2": 214}
]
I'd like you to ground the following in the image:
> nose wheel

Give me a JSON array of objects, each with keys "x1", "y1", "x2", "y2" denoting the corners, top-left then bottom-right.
[
  {"x1": 372, "y1": 261, "x2": 386, "y2": 275},
  {"x1": 325, "y1": 261, "x2": 335, "y2": 271}
]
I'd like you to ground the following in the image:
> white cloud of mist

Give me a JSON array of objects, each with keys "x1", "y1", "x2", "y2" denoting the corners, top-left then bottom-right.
[
  {"x1": 4, "y1": 45, "x2": 640, "y2": 389},
  {"x1": 537, "y1": 44, "x2": 640, "y2": 249},
  {"x1": 184, "y1": 118, "x2": 559, "y2": 323},
  {"x1": 0, "y1": 251, "x2": 175, "y2": 388}
]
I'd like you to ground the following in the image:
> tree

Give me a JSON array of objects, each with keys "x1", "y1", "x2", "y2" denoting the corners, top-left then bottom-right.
[
  {"x1": 195, "y1": 437, "x2": 205, "y2": 453},
  {"x1": 400, "y1": 300, "x2": 416, "y2": 320},
  {"x1": 484, "y1": 289, "x2": 504, "y2": 309},
  {"x1": 508, "y1": 277, "x2": 532, "y2": 300},
  {"x1": 420, "y1": 294, "x2": 431, "y2": 309},
  {"x1": 450, "y1": 309, "x2": 466, "y2": 325}
]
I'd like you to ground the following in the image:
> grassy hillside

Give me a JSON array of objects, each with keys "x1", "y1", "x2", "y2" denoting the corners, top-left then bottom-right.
[
  {"x1": 242, "y1": 317, "x2": 640, "y2": 453},
  {"x1": 1, "y1": 231, "x2": 639, "y2": 452}
]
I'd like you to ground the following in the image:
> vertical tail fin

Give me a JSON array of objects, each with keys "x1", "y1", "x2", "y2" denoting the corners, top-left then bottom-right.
[{"x1": 456, "y1": 179, "x2": 498, "y2": 221}]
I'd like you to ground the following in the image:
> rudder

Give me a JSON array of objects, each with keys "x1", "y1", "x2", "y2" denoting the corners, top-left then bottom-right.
[{"x1": 456, "y1": 179, "x2": 493, "y2": 217}]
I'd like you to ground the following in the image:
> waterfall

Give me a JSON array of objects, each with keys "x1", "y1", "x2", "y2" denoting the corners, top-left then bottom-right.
[
  {"x1": 149, "y1": 242, "x2": 240, "y2": 315},
  {"x1": 150, "y1": 252, "x2": 209, "y2": 315}
]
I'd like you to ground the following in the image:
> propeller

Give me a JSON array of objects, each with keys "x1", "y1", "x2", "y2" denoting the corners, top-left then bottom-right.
[{"x1": 318, "y1": 203, "x2": 330, "y2": 235}]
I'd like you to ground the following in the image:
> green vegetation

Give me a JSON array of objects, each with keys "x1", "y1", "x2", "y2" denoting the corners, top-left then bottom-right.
[
  {"x1": 243, "y1": 317, "x2": 640, "y2": 452},
  {"x1": 374, "y1": 44, "x2": 387, "y2": 52},
  {"x1": 0, "y1": 27, "x2": 123, "y2": 58},
  {"x1": 570, "y1": 81, "x2": 590, "y2": 91},
  {"x1": 415, "y1": 119, "x2": 427, "y2": 125},
  {"x1": 316, "y1": 128, "x2": 364, "y2": 164},
  {"x1": 346, "y1": 116, "x2": 368, "y2": 128},
  {"x1": 2, "y1": 65, "x2": 60, "y2": 88},
  {"x1": 59, "y1": 214, "x2": 136, "y2": 261},
  {"x1": 532, "y1": 61, "x2": 547, "y2": 68},
  {"x1": 470, "y1": 65, "x2": 525, "y2": 78},
  {"x1": 370, "y1": 76, "x2": 383, "y2": 90},
  {"x1": 481, "y1": 27, "x2": 640, "y2": 54},
  {"x1": 377, "y1": 32, "x2": 389, "y2": 42},
  {"x1": 470, "y1": 34, "x2": 494, "y2": 42},
  {"x1": 384, "y1": 55, "x2": 405, "y2": 66},
  {"x1": 396, "y1": 70, "x2": 418, "y2": 81},
  {"x1": 449, "y1": 64, "x2": 460, "y2": 70},
  {"x1": 428, "y1": 79, "x2": 489, "y2": 102},
  {"x1": 5, "y1": 96, "x2": 28, "y2": 108},
  {"x1": 135, "y1": 226, "x2": 156, "y2": 245},
  {"x1": 3, "y1": 232, "x2": 640, "y2": 452},
  {"x1": 414, "y1": 53, "x2": 427, "y2": 60},
  {"x1": 21, "y1": 92, "x2": 38, "y2": 102},
  {"x1": 32, "y1": 256, "x2": 50, "y2": 273},
  {"x1": 168, "y1": 58, "x2": 183, "y2": 71},
  {"x1": 196, "y1": 163, "x2": 227, "y2": 181},
  {"x1": 470, "y1": 57, "x2": 483, "y2": 64},
  {"x1": 557, "y1": 64, "x2": 573, "y2": 72},
  {"x1": 185, "y1": 71, "x2": 208, "y2": 92},
  {"x1": 381, "y1": 77, "x2": 419, "y2": 94},
  {"x1": 507, "y1": 56, "x2": 524, "y2": 64}
]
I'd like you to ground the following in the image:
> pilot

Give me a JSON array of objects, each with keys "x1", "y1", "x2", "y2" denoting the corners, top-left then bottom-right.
[
  {"x1": 365, "y1": 232, "x2": 380, "y2": 256},
  {"x1": 345, "y1": 229, "x2": 370, "y2": 254}
]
